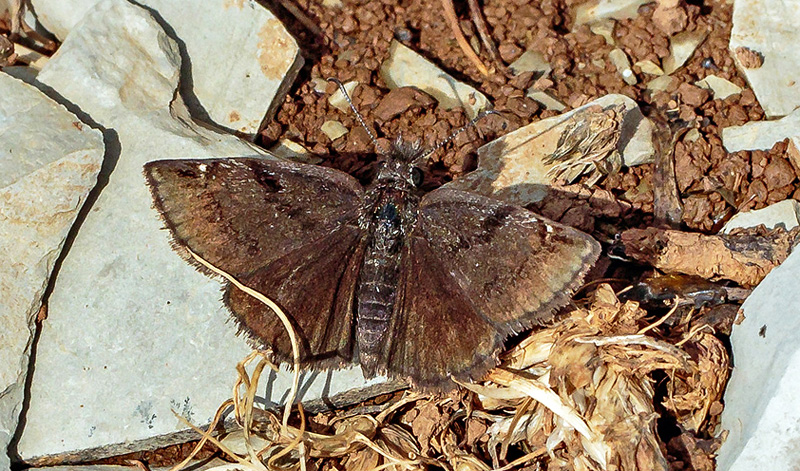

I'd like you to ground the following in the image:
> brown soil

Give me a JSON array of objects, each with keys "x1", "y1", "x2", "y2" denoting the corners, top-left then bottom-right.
[{"x1": 260, "y1": 0, "x2": 798, "y2": 241}]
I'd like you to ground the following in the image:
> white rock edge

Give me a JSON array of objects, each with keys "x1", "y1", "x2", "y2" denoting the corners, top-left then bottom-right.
[
  {"x1": 722, "y1": 107, "x2": 800, "y2": 153},
  {"x1": 729, "y1": 0, "x2": 800, "y2": 118},
  {"x1": 380, "y1": 40, "x2": 491, "y2": 119},
  {"x1": 717, "y1": 246, "x2": 800, "y2": 471},
  {"x1": 720, "y1": 199, "x2": 800, "y2": 234},
  {"x1": 0, "y1": 72, "x2": 104, "y2": 471}
]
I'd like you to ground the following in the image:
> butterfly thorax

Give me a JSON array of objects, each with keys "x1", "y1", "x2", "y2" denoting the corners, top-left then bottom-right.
[{"x1": 356, "y1": 154, "x2": 421, "y2": 377}]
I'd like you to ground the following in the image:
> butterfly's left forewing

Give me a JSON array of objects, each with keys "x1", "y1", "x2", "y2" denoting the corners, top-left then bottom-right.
[
  {"x1": 144, "y1": 158, "x2": 365, "y2": 277},
  {"x1": 145, "y1": 157, "x2": 367, "y2": 367}
]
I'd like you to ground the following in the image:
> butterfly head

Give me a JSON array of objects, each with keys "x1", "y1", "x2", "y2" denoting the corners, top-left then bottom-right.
[
  {"x1": 375, "y1": 138, "x2": 425, "y2": 189},
  {"x1": 327, "y1": 77, "x2": 499, "y2": 191}
]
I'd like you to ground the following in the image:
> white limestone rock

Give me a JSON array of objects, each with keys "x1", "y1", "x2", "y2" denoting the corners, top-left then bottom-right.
[
  {"x1": 609, "y1": 48, "x2": 637, "y2": 85},
  {"x1": 526, "y1": 89, "x2": 567, "y2": 112},
  {"x1": 573, "y1": 0, "x2": 651, "y2": 26},
  {"x1": 663, "y1": 29, "x2": 708, "y2": 74},
  {"x1": 646, "y1": 74, "x2": 674, "y2": 92},
  {"x1": 508, "y1": 49, "x2": 551, "y2": 77},
  {"x1": 15, "y1": 0, "x2": 385, "y2": 463},
  {"x1": 380, "y1": 40, "x2": 491, "y2": 119},
  {"x1": 328, "y1": 81, "x2": 358, "y2": 113},
  {"x1": 721, "y1": 107, "x2": 800, "y2": 153},
  {"x1": 268, "y1": 139, "x2": 322, "y2": 165},
  {"x1": 444, "y1": 95, "x2": 655, "y2": 205},
  {"x1": 635, "y1": 60, "x2": 664, "y2": 76},
  {"x1": 589, "y1": 20, "x2": 616, "y2": 45},
  {"x1": 721, "y1": 199, "x2": 800, "y2": 234},
  {"x1": 10, "y1": 43, "x2": 49, "y2": 70},
  {"x1": 30, "y1": 0, "x2": 302, "y2": 139},
  {"x1": 321, "y1": 120, "x2": 348, "y2": 141},
  {"x1": 695, "y1": 74, "x2": 742, "y2": 100},
  {"x1": 717, "y1": 247, "x2": 800, "y2": 470},
  {"x1": 0, "y1": 72, "x2": 104, "y2": 471},
  {"x1": 729, "y1": 0, "x2": 800, "y2": 118},
  {"x1": 684, "y1": 128, "x2": 701, "y2": 142}
]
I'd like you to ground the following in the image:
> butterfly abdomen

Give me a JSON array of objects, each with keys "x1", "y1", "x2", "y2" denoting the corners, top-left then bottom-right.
[{"x1": 356, "y1": 188, "x2": 413, "y2": 376}]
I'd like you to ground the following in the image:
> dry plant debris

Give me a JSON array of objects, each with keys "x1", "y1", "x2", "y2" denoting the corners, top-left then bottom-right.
[
  {"x1": 168, "y1": 284, "x2": 728, "y2": 471},
  {"x1": 650, "y1": 116, "x2": 690, "y2": 229},
  {"x1": 543, "y1": 104, "x2": 625, "y2": 186},
  {"x1": 617, "y1": 226, "x2": 800, "y2": 287}
]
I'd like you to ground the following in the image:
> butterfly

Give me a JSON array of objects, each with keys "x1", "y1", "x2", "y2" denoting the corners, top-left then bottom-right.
[{"x1": 143, "y1": 81, "x2": 600, "y2": 391}]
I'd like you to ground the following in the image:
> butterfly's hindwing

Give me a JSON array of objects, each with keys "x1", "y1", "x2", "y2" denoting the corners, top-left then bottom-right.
[
  {"x1": 376, "y1": 188, "x2": 600, "y2": 389},
  {"x1": 226, "y1": 225, "x2": 366, "y2": 367},
  {"x1": 382, "y1": 234, "x2": 502, "y2": 389}
]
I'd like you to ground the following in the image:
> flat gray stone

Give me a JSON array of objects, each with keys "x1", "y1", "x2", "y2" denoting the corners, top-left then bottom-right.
[
  {"x1": 268, "y1": 139, "x2": 323, "y2": 165},
  {"x1": 0, "y1": 72, "x2": 104, "y2": 471},
  {"x1": 30, "y1": 0, "x2": 302, "y2": 139},
  {"x1": 16, "y1": 0, "x2": 385, "y2": 463},
  {"x1": 609, "y1": 48, "x2": 636, "y2": 85},
  {"x1": 328, "y1": 80, "x2": 358, "y2": 112},
  {"x1": 9, "y1": 43, "x2": 49, "y2": 70},
  {"x1": 730, "y1": 0, "x2": 800, "y2": 118},
  {"x1": 444, "y1": 95, "x2": 654, "y2": 205},
  {"x1": 646, "y1": 74, "x2": 674, "y2": 92},
  {"x1": 721, "y1": 199, "x2": 800, "y2": 234},
  {"x1": 717, "y1": 247, "x2": 800, "y2": 470},
  {"x1": 526, "y1": 89, "x2": 566, "y2": 112},
  {"x1": 380, "y1": 40, "x2": 490, "y2": 119},
  {"x1": 589, "y1": 20, "x2": 616, "y2": 45},
  {"x1": 321, "y1": 120, "x2": 349, "y2": 141},
  {"x1": 635, "y1": 59, "x2": 664, "y2": 76},
  {"x1": 722, "y1": 107, "x2": 800, "y2": 153}
]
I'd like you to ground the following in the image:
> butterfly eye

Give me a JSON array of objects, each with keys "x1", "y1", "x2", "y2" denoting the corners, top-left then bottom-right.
[{"x1": 411, "y1": 167, "x2": 424, "y2": 187}]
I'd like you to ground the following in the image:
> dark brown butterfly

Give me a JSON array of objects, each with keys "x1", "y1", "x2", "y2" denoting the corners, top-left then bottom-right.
[{"x1": 144, "y1": 83, "x2": 600, "y2": 391}]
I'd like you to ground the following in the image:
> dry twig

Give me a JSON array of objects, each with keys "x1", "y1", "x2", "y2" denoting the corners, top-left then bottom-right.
[
  {"x1": 466, "y1": 0, "x2": 500, "y2": 64},
  {"x1": 440, "y1": 0, "x2": 490, "y2": 76}
]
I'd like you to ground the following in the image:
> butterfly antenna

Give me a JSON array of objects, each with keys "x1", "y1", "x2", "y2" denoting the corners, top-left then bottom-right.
[
  {"x1": 327, "y1": 78, "x2": 388, "y2": 155},
  {"x1": 416, "y1": 109, "x2": 500, "y2": 164}
]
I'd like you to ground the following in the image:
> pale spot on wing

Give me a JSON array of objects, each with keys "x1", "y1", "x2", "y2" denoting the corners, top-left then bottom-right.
[{"x1": 198, "y1": 163, "x2": 208, "y2": 172}]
